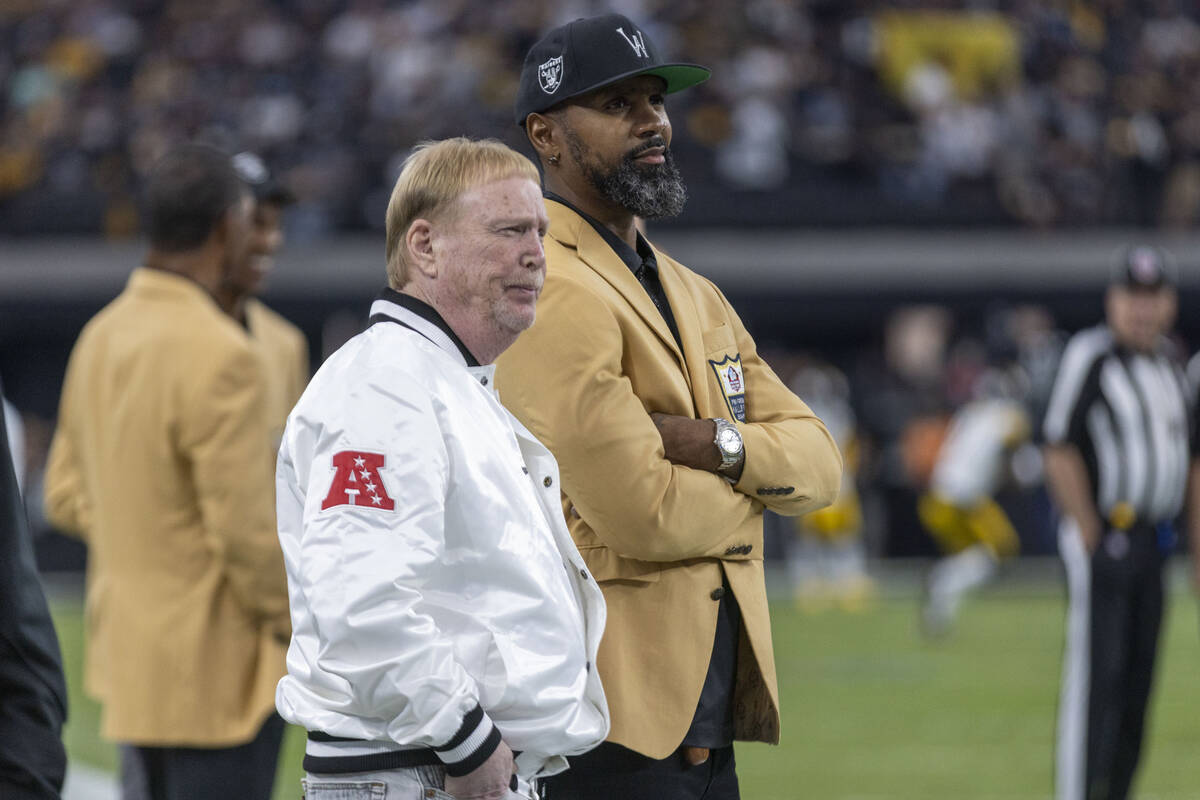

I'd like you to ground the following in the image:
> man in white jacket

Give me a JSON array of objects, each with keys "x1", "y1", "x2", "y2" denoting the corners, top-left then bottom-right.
[{"x1": 275, "y1": 137, "x2": 609, "y2": 800}]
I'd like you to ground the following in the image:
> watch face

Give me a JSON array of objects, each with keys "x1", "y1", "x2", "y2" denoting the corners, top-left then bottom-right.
[{"x1": 718, "y1": 428, "x2": 741, "y2": 455}]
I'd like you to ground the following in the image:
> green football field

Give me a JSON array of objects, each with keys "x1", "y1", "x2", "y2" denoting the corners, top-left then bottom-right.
[{"x1": 49, "y1": 563, "x2": 1200, "y2": 800}]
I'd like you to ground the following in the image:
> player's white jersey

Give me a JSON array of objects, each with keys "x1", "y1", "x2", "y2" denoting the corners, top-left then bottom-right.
[{"x1": 930, "y1": 398, "x2": 1029, "y2": 506}]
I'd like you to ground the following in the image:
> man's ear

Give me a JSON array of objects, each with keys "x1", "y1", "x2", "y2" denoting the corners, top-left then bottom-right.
[
  {"x1": 406, "y1": 218, "x2": 438, "y2": 279},
  {"x1": 210, "y1": 205, "x2": 236, "y2": 248},
  {"x1": 214, "y1": 194, "x2": 251, "y2": 250},
  {"x1": 525, "y1": 111, "x2": 560, "y2": 166}
]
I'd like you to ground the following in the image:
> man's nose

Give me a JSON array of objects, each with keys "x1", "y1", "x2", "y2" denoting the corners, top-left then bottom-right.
[
  {"x1": 523, "y1": 231, "x2": 546, "y2": 269},
  {"x1": 252, "y1": 232, "x2": 279, "y2": 254},
  {"x1": 632, "y1": 98, "x2": 667, "y2": 138}
]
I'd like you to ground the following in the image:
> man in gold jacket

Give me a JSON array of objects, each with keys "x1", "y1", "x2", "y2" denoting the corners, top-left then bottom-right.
[
  {"x1": 498, "y1": 15, "x2": 843, "y2": 799},
  {"x1": 221, "y1": 151, "x2": 310, "y2": 442},
  {"x1": 44, "y1": 144, "x2": 290, "y2": 800}
]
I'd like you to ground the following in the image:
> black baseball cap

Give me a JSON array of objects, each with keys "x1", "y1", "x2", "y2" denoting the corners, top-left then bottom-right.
[
  {"x1": 1111, "y1": 245, "x2": 1176, "y2": 290},
  {"x1": 514, "y1": 14, "x2": 710, "y2": 127},
  {"x1": 231, "y1": 151, "x2": 295, "y2": 205}
]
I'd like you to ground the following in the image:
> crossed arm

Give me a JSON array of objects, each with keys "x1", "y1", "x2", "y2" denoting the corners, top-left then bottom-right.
[
  {"x1": 496, "y1": 275, "x2": 840, "y2": 563},
  {"x1": 650, "y1": 413, "x2": 741, "y2": 480}
]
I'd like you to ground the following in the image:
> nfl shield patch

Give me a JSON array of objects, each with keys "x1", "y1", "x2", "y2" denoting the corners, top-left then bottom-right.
[{"x1": 709, "y1": 355, "x2": 747, "y2": 422}]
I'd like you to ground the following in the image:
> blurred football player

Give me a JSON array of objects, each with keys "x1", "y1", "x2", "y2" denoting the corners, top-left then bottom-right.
[
  {"x1": 786, "y1": 362, "x2": 874, "y2": 613},
  {"x1": 919, "y1": 361, "x2": 1033, "y2": 636}
]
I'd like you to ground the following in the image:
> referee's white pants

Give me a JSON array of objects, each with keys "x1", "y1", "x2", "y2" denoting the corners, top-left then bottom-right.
[{"x1": 1055, "y1": 518, "x2": 1090, "y2": 800}]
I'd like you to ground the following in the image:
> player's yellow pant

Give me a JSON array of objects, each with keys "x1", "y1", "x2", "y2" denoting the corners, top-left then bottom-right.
[
  {"x1": 918, "y1": 493, "x2": 1020, "y2": 559},
  {"x1": 799, "y1": 493, "x2": 863, "y2": 542}
]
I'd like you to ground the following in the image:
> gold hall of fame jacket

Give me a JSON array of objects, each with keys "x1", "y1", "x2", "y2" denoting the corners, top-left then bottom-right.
[
  {"x1": 494, "y1": 200, "x2": 842, "y2": 759},
  {"x1": 244, "y1": 297, "x2": 310, "y2": 445},
  {"x1": 43, "y1": 268, "x2": 290, "y2": 746}
]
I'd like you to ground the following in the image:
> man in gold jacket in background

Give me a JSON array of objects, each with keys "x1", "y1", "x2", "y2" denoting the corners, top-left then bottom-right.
[
  {"x1": 221, "y1": 151, "x2": 309, "y2": 442},
  {"x1": 44, "y1": 143, "x2": 290, "y2": 800},
  {"x1": 498, "y1": 14, "x2": 842, "y2": 799}
]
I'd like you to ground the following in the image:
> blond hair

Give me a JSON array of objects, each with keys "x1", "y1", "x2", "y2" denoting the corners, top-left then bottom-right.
[{"x1": 385, "y1": 137, "x2": 541, "y2": 288}]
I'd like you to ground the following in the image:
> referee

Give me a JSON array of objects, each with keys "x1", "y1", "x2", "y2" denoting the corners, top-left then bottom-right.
[{"x1": 1043, "y1": 245, "x2": 1199, "y2": 800}]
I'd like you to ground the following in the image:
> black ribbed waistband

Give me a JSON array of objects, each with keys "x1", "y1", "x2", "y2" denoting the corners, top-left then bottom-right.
[{"x1": 304, "y1": 731, "x2": 441, "y2": 775}]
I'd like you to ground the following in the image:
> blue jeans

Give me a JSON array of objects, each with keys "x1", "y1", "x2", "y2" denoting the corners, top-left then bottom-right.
[{"x1": 302, "y1": 766, "x2": 538, "y2": 800}]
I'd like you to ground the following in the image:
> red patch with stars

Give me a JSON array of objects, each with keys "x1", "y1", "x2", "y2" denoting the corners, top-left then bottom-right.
[{"x1": 321, "y1": 451, "x2": 396, "y2": 511}]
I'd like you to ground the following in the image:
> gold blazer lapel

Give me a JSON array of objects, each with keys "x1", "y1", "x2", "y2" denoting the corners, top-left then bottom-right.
[
  {"x1": 653, "y1": 252, "x2": 711, "y2": 408},
  {"x1": 549, "y1": 202, "x2": 684, "y2": 367}
]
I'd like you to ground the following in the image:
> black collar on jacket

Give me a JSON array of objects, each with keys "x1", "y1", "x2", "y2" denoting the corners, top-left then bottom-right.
[{"x1": 368, "y1": 287, "x2": 480, "y2": 367}]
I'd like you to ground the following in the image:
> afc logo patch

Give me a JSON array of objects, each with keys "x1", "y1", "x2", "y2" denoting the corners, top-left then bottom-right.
[
  {"x1": 709, "y1": 355, "x2": 747, "y2": 422},
  {"x1": 321, "y1": 450, "x2": 396, "y2": 511}
]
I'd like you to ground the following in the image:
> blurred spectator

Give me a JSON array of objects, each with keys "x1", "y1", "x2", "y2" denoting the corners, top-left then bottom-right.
[{"x1": 6, "y1": 1, "x2": 1200, "y2": 232}]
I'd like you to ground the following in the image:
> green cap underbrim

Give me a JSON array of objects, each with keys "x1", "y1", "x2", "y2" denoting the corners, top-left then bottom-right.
[
  {"x1": 567, "y1": 62, "x2": 711, "y2": 101},
  {"x1": 641, "y1": 63, "x2": 712, "y2": 95}
]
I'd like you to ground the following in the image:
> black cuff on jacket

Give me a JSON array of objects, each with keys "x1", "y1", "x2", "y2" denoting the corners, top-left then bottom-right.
[{"x1": 434, "y1": 704, "x2": 502, "y2": 777}]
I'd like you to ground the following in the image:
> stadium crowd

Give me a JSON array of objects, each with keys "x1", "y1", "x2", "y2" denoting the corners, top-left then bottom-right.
[{"x1": 4, "y1": 0, "x2": 1200, "y2": 236}]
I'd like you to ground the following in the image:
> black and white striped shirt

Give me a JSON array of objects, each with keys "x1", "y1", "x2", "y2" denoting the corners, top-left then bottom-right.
[{"x1": 1043, "y1": 325, "x2": 1197, "y2": 524}]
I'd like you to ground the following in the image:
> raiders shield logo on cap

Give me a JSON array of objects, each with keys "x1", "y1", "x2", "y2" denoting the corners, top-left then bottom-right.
[{"x1": 538, "y1": 55, "x2": 563, "y2": 94}]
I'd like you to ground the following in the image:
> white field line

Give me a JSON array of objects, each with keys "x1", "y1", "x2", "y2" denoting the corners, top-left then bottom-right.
[{"x1": 62, "y1": 760, "x2": 118, "y2": 800}]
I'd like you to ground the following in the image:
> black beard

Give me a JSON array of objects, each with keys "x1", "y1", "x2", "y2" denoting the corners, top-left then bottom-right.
[{"x1": 568, "y1": 134, "x2": 688, "y2": 220}]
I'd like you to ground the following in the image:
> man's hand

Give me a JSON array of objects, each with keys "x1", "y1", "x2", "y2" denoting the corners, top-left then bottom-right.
[
  {"x1": 443, "y1": 740, "x2": 514, "y2": 800},
  {"x1": 1077, "y1": 517, "x2": 1102, "y2": 555},
  {"x1": 1043, "y1": 444, "x2": 1102, "y2": 555},
  {"x1": 1187, "y1": 462, "x2": 1200, "y2": 594},
  {"x1": 651, "y1": 413, "x2": 721, "y2": 472}
]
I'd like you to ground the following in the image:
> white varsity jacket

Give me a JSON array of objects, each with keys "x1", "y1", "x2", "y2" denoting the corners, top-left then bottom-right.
[{"x1": 274, "y1": 291, "x2": 609, "y2": 779}]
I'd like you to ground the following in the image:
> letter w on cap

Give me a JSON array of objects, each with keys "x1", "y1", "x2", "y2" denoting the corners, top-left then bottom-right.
[{"x1": 616, "y1": 26, "x2": 648, "y2": 58}]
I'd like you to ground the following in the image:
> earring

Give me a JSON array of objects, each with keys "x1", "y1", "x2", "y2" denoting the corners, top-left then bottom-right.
[{"x1": 548, "y1": 154, "x2": 560, "y2": 165}]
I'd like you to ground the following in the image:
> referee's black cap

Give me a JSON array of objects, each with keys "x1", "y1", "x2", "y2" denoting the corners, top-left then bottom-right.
[
  {"x1": 514, "y1": 14, "x2": 710, "y2": 127},
  {"x1": 1111, "y1": 245, "x2": 1176, "y2": 290},
  {"x1": 231, "y1": 151, "x2": 295, "y2": 206}
]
